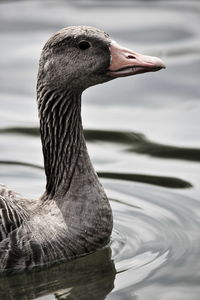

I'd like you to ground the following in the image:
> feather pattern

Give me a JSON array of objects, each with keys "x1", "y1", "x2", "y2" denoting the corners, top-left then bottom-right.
[{"x1": 0, "y1": 26, "x2": 114, "y2": 271}]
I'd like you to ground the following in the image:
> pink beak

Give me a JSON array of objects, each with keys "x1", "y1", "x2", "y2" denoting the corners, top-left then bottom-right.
[{"x1": 108, "y1": 41, "x2": 166, "y2": 78}]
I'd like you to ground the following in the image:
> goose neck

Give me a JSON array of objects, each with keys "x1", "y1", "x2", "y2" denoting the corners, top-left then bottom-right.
[{"x1": 37, "y1": 86, "x2": 84, "y2": 199}]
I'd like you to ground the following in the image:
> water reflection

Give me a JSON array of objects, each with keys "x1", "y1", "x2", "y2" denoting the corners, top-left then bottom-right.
[
  {"x1": 1, "y1": 127, "x2": 200, "y2": 163},
  {"x1": 98, "y1": 172, "x2": 191, "y2": 189},
  {"x1": 0, "y1": 126, "x2": 195, "y2": 189},
  {"x1": 0, "y1": 247, "x2": 115, "y2": 300}
]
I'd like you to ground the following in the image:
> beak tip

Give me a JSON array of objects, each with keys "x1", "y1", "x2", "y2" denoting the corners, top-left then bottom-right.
[
  {"x1": 161, "y1": 62, "x2": 166, "y2": 69},
  {"x1": 153, "y1": 57, "x2": 166, "y2": 70}
]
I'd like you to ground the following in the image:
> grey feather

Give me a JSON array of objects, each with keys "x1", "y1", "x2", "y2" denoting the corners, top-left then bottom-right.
[{"x1": 0, "y1": 26, "x2": 113, "y2": 271}]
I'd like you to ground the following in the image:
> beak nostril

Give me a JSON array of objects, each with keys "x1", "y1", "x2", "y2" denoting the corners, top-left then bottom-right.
[{"x1": 128, "y1": 55, "x2": 136, "y2": 59}]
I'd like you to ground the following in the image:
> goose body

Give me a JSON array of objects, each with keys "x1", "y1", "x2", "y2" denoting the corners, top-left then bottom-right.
[{"x1": 0, "y1": 26, "x2": 165, "y2": 271}]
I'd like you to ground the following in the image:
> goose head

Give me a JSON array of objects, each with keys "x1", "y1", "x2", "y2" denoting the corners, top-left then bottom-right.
[{"x1": 38, "y1": 25, "x2": 165, "y2": 91}]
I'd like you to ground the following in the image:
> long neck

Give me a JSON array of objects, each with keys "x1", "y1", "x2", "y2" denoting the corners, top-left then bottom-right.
[
  {"x1": 37, "y1": 83, "x2": 113, "y2": 249},
  {"x1": 37, "y1": 85, "x2": 84, "y2": 199}
]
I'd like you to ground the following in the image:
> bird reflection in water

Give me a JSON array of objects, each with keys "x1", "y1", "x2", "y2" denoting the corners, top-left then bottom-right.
[{"x1": 0, "y1": 247, "x2": 115, "y2": 300}]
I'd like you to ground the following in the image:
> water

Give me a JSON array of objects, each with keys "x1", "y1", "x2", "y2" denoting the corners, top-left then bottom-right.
[{"x1": 0, "y1": 0, "x2": 200, "y2": 299}]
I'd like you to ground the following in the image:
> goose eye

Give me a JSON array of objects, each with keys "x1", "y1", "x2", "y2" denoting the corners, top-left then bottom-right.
[{"x1": 78, "y1": 41, "x2": 91, "y2": 50}]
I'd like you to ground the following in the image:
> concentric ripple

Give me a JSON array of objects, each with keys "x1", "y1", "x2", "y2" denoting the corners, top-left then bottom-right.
[{"x1": 104, "y1": 179, "x2": 200, "y2": 296}]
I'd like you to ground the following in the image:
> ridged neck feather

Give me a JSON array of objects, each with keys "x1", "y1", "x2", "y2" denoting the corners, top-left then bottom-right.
[{"x1": 37, "y1": 85, "x2": 83, "y2": 199}]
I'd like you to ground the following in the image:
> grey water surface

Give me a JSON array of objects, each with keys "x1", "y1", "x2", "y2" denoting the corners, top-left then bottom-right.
[{"x1": 0, "y1": 0, "x2": 200, "y2": 299}]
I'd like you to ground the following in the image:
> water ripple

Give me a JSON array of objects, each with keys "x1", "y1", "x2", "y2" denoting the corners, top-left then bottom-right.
[
  {"x1": 1, "y1": 179, "x2": 198, "y2": 300},
  {"x1": 1, "y1": 127, "x2": 200, "y2": 162},
  {"x1": 0, "y1": 160, "x2": 192, "y2": 190},
  {"x1": 104, "y1": 179, "x2": 200, "y2": 296}
]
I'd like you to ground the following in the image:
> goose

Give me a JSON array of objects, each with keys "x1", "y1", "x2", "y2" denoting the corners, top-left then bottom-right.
[{"x1": 0, "y1": 25, "x2": 165, "y2": 271}]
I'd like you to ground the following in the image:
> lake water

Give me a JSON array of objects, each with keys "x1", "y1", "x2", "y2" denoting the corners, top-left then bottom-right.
[{"x1": 0, "y1": 0, "x2": 200, "y2": 299}]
